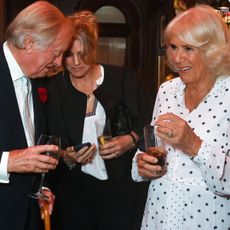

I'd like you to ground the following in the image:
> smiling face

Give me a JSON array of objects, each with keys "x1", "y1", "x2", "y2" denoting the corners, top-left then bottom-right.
[{"x1": 166, "y1": 36, "x2": 213, "y2": 86}]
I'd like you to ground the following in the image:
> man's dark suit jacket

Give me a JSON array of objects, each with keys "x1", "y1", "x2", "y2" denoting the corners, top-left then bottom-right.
[{"x1": 0, "y1": 46, "x2": 47, "y2": 230}]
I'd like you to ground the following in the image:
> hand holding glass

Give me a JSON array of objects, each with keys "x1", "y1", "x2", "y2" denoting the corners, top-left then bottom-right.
[
  {"x1": 28, "y1": 134, "x2": 61, "y2": 200},
  {"x1": 144, "y1": 125, "x2": 167, "y2": 174}
]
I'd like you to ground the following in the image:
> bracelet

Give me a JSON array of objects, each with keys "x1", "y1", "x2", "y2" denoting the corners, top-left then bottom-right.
[{"x1": 128, "y1": 133, "x2": 137, "y2": 149}]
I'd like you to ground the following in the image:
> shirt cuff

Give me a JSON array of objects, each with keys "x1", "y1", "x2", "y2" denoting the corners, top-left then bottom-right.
[{"x1": 0, "y1": 152, "x2": 10, "y2": 183}]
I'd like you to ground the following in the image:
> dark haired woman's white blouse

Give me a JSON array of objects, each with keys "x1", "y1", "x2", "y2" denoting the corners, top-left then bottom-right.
[{"x1": 132, "y1": 76, "x2": 230, "y2": 230}]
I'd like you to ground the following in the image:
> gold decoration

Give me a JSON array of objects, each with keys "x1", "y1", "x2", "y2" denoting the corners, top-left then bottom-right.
[{"x1": 174, "y1": 0, "x2": 187, "y2": 14}]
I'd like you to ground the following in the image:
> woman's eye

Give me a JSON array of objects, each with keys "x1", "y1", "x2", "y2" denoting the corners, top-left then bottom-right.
[
  {"x1": 169, "y1": 44, "x2": 177, "y2": 50},
  {"x1": 184, "y1": 46, "x2": 193, "y2": 52}
]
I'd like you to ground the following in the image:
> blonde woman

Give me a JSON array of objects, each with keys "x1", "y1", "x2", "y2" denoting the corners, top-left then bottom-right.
[{"x1": 133, "y1": 4, "x2": 230, "y2": 230}]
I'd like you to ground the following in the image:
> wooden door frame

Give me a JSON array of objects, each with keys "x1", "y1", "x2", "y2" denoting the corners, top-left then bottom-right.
[
  {"x1": 73, "y1": 0, "x2": 141, "y2": 73},
  {"x1": 0, "y1": 0, "x2": 6, "y2": 43}
]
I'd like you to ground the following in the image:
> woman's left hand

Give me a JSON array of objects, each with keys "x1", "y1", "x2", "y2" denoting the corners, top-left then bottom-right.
[
  {"x1": 99, "y1": 135, "x2": 134, "y2": 159},
  {"x1": 155, "y1": 113, "x2": 202, "y2": 157}
]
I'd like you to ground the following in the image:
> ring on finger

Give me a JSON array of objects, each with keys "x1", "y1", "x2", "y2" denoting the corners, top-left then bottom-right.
[
  {"x1": 167, "y1": 129, "x2": 174, "y2": 138},
  {"x1": 70, "y1": 146, "x2": 75, "y2": 152}
]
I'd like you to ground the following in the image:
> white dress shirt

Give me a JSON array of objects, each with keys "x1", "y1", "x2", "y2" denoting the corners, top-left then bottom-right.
[
  {"x1": 0, "y1": 42, "x2": 34, "y2": 183},
  {"x1": 81, "y1": 66, "x2": 108, "y2": 180}
]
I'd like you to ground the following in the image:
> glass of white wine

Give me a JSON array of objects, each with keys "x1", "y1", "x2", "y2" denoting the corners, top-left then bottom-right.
[
  {"x1": 28, "y1": 134, "x2": 61, "y2": 200},
  {"x1": 95, "y1": 119, "x2": 112, "y2": 145}
]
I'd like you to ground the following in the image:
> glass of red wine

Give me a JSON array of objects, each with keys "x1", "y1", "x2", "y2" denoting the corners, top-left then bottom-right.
[{"x1": 28, "y1": 134, "x2": 61, "y2": 200}]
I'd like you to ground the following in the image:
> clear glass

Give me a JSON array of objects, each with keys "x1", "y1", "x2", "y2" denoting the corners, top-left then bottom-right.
[
  {"x1": 95, "y1": 119, "x2": 112, "y2": 145},
  {"x1": 143, "y1": 125, "x2": 167, "y2": 174},
  {"x1": 28, "y1": 134, "x2": 61, "y2": 200}
]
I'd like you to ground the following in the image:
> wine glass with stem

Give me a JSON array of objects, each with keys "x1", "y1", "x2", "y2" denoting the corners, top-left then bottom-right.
[{"x1": 28, "y1": 134, "x2": 61, "y2": 200}]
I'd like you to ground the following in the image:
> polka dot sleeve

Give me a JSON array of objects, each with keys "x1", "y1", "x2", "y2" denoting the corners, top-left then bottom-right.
[{"x1": 192, "y1": 141, "x2": 230, "y2": 196}]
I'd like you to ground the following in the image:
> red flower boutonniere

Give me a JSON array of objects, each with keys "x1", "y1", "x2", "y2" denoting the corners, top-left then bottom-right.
[{"x1": 38, "y1": 87, "x2": 48, "y2": 103}]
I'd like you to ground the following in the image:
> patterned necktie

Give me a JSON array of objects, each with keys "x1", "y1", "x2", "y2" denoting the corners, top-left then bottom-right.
[{"x1": 20, "y1": 76, "x2": 35, "y2": 146}]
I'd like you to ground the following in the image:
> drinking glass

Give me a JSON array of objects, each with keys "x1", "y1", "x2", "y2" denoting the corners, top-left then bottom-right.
[
  {"x1": 144, "y1": 125, "x2": 167, "y2": 174},
  {"x1": 28, "y1": 134, "x2": 61, "y2": 200},
  {"x1": 95, "y1": 119, "x2": 112, "y2": 145}
]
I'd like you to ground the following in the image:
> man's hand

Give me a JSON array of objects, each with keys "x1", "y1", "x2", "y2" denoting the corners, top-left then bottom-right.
[{"x1": 7, "y1": 145, "x2": 59, "y2": 173}]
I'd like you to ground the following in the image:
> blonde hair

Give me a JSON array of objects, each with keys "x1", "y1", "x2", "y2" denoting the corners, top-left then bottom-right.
[
  {"x1": 5, "y1": 1, "x2": 71, "y2": 50},
  {"x1": 164, "y1": 4, "x2": 230, "y2": 76},
  {"x1": 68, "y1": 10, "x2": 98, "y2": 64}
]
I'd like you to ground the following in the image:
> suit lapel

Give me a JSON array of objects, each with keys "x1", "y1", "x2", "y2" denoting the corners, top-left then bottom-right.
[
  {"x1": 31, "y1": 79, "x2": 47, "y2": 144},
  {"x1": 0, "y1": 46, "x2": 47, "y2": 149},
  {"x1": 0, "y1": 47, "x2": 27, "y2": 150}
]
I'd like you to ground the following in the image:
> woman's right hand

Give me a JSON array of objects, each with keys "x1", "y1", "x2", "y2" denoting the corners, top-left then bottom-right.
[
  {"x1": 65, "y1": 144, "x2": 97, "y2": 165},
  {"x1": 137, "y1": 152, "x2": 165, "y2": 178}
]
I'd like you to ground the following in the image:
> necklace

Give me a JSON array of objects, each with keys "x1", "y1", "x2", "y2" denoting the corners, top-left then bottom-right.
[
  {"x1": 87, "y1": 93, "x2": 95, "y2": 102},
  {"x1": 185, "y1": 82, "x2": 214, "y2": 111},
  {"x1": 71, "y1": 74, "x2": 95, "y2": 99},
  {"x1": 71, "y1": 65, "x2": 100, "y2": 97}
]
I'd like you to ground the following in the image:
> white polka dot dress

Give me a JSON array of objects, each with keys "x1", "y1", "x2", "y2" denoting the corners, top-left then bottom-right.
[{"x1": 132, "y1": 76, "x2": 230, "y2": 230}]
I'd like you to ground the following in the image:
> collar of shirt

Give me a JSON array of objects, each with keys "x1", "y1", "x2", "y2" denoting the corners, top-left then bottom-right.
[
  {"x1": 96, "y1": 64, "x2": 104, "y2": 86},
  {"x1": 3, "y1": 42, "x2": 24, "y2": 82},
  {"x1": 3, "y1": 42, "x2": 34, "y2": 147}
]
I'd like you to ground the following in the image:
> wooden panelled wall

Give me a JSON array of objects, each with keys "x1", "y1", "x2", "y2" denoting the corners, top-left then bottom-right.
[{"x1": 0, "y1": 0, "x2": 6, "y2": 42}]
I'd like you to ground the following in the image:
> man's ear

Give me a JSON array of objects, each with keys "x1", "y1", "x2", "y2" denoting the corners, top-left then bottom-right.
[{"x1": 24, "y1": 35, "x2": 34, "y2": 54}]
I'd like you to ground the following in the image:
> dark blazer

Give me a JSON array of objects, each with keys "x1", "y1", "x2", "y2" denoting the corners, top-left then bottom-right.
[
  {"x1": 46, "y1": 64, "x2": 143, "y2": 230},
  {"x1": 0, "y1": 46, "x2": 47, "y2": 230},
  {"x1": 47, "y1": 64, "x2": 142, "y2": 181}
]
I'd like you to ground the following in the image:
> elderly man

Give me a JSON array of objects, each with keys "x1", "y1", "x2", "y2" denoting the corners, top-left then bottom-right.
[{"x1": 0, "y1": 1, "x2": 73, "y2": 229}]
